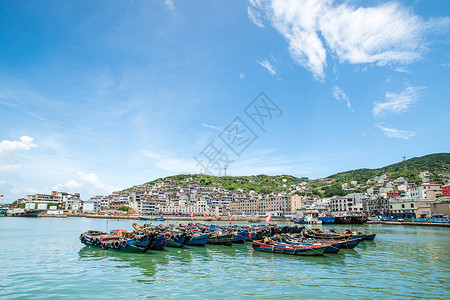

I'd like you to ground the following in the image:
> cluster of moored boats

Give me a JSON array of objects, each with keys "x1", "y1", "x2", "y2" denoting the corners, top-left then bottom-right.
[{"x1": 79, "y1": 224, "x2": 375, "y2": 256}]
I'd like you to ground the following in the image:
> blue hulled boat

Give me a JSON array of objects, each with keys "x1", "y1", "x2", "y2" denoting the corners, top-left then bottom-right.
[
  {"x1": 252, "y1": 240, "x2": 329, "y2": 256},
  {"x1": 184, "y1": 233, "x2": 209, "y2": 246}
]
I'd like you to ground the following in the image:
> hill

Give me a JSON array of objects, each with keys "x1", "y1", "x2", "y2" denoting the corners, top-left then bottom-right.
[
  {"x1": 145, "y1": 174, "x2": 309, "y2": 194},
  {"x1": 327, "y1": 153, "x2": 450, "y2": 183}
]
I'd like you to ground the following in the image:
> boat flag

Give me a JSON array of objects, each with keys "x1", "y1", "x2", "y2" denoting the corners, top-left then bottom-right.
[
  {"x1": 265, "y1": 214, "x2": 272, "y2": 222},
  {"x1": 0, "y1": 195, "x2": 3, "y2": 197},
  {"x1": 217, "y1": 216, "x2": 221, "y2": 220},
  {"x1": 248, "y1": 227, "x2": 252, "y2": 239}
]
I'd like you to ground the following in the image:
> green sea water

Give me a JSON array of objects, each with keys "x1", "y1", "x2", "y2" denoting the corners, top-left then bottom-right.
[{"x1": 0, "y1": 217, "x2": 449, "y2": 299}]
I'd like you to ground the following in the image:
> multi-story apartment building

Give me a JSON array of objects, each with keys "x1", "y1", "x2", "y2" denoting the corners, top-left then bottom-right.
[{"x1": 407, "y1": 184, "x2": 442, "y2": 199}]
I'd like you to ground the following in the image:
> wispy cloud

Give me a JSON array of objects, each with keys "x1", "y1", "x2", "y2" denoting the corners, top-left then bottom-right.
[
  {"x1": 373, "y1": 86, "x2": 423, "y2": 117},
  {"x1": 248, "y1": 4, "x2": 264, "y2": 28},
  {"x1": 141, "y1": 149, "x2": 197, "y2": 173},
  {"x1": 395, "y1": 67, "x2": 411, "y2": 73},
  {"x1": 332, "y1": 86, "x2": 352, "y2": 111},
  {"x1": 376, "y1": 124, "x2": 415, "y2": 139},
  {"x1": 257, "y1": 59, "x2": 277, "y2": 76},
  {"x1": 201, "y1": 123, "x2": 222, "y2": 131},
  {"x1": 249, "y1": 0, "x2": 438, "y2": 80},
  {"x1": 0, "y1": 164, "x2": 19, "y2": 172},
  {"x1": 239, "y1": 72, "x2": 246, "y2": 79},
  {"x1": 53, "y1": 171, "x2": 118, "y2": 196},
  {"x1": 164, "y1": 0, "x2": 175, "y2": 11}
]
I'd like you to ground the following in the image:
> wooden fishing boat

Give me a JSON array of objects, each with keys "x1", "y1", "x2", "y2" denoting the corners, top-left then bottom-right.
[
  {"x1": 80, "y1": 229, "x2": 167, "y2": 252},
  {"x1": 184, "y1": 233, "x2": 209, "y2": 246},
  {"x1": 285, "y1": 234, "x2": 344, "y2": 254},
  {"x1": 363, "y1": 233, "x2": 376, "y2": 240},
  {"x1": 207, "y1": 231, "x2": 235, "y2": 245},
  {"x1": 340, "y1": 238, "x2": 362, "y2": 249},
  {"x1": 304, "y1": 230, "x2": 363, "y2": 248},
  {"x1": 252, "y1": 240, "x2": 328, "y2": 256},
  {"x1": 303, "y1": 230, "x2": 351, "y2": 240},
  {"x1": 234, "y1": 229, "x2": 251, "y2": 243},
  {"x1": 165, "y1": 231, "x2": 185, "y2": 248}
]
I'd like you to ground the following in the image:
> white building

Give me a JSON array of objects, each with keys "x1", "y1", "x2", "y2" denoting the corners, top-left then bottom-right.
[
  {"x1": 83, "y1": 199, "x2": 101, "y2": 213},
  {"x1": 407, "y1": 184, "x2": 442, "y2": 200}
]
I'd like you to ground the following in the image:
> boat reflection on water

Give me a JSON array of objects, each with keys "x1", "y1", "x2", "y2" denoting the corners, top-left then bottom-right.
[{"x1": 78, "y1": 243, "x2": 251, "y2": 281}]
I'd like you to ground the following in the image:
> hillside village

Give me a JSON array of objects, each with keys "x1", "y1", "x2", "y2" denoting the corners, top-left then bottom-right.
[{"x1": 14, "y1": 158, "x2": 450, "y2": 220}]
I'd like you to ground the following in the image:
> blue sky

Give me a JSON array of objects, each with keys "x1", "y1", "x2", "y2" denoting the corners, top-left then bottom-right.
[{"x1": 1, "y1": 0, "x2": 449, "y2": 202}]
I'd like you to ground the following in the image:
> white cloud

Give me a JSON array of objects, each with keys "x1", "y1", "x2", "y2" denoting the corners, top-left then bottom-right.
[
  {"x1": 257, "y1": 59, "x2": 277, "y2": 76},
  {"x1": 0, "y1": 136, "x2": 37, "y2": 174},
  {"x1": 164, "y1": 0, "x2": 175, "y2": 11},
  {"x1": 373, "y1": 86, "x2": 423, "y2": 117},
  {"x1": 239, "y1": 72, "x2": 246, "y2": 79},
  {"x1": 53, "y1": 171, "x2": 117, "y2": 195},
  {"x1": 376, "y1": 124, "x2": 415, "y2": 139},
  {"x1": 249, "y1": 0, "x2": 433, "y2": 80},
  {"x1": 141, "y1": 149, "x2": 197, "y2": 173},
  {"x1": 0, "y1": 136, "x2": 37, "y2": 157},
  {"x1": 332, "y1": 86, "x2": 352, "y2": 110}
]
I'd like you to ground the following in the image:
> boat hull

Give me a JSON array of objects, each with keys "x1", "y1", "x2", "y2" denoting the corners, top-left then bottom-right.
[
  {"x1": 184, "y1": 234, "x2": 209, "y2": 246},
  {"x1": 207, "y1": 234, "x2": 235, "y2": 245},
  {"x1": 252, "y1": 241, "x2": 327, "y2": 256},
  {"x1": 363, "y1": 233, "x2": 376, "y2": 241}
]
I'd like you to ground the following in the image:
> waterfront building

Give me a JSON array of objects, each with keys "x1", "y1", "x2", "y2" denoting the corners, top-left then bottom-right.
[
  {"x1": 442, "y1": 185, "x2": 450, "y2": 196},
  {"x1": 330, "y1": 193, "x2": 366, "y2": 214},
  {"x1": 82, "y1": 198, "x2": 101, "y2": 214},
  {"x1": 407, "y1": 184, "x2": 442, "y2": 199}
]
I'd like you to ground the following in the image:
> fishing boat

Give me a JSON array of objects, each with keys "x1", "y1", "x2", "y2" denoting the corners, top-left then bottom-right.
[
  {"x1": 292, "y1": 218, "x2": 307, "y2": 224},
  {"x1": 9, "y1": 209, "x2": 42, "y2": 217},
  {"x1": 184, "y1": 233, "x2": 209, "y2": 246},
  {"x1": 363, "y1": 233, "x2": 376, "y2": 240},
  {"x1": 303, "y1": 229, "x2": 351, "y2": 240},
  {"x1": 138, "y1": 215, "x2": 166, "y2": 221},
  {"x1": 252, "y1": 240, "x2": 329, "y2": 256},
  {"x1": 285, "y1": 234, "x2": 345, "y2": 254},
  {"x1": 334, "y1": 216, "x2": 351, "y2": 224},
  {"x1": 165, "y1": 231, "x2": 185, "y2": 248},
  {"x1": 350, "y1": 215, "x2": 368, "y2": 224},
  {"x1": 207, "y1": 231, "x2": 235, "y2": 245},
  {"x1": 234, "y1": 229, "x2": 251, "y2": 243},
  {"x1": 318, "y1": 216, "x2": 335, "y2": 224}
]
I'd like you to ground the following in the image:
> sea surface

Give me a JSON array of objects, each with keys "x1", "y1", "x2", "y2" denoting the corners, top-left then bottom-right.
[{"x1": 0, "y1": 217, "x2": 449, "y2": 299}]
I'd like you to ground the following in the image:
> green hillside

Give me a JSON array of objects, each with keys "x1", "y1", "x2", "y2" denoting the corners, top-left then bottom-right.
[
  {"x1": 145, "y1": 174, "x2": 309, "y2": 194},
  {"x1": 328, "y1": 153, "x2": 450, "y2": 183},
  {"x1": 136, "y1": 153, "x2": 449, "y2": 197}
]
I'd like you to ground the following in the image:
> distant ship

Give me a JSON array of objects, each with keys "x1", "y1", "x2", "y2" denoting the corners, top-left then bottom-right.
[
  {"x1": 138, "y1": 215, "x2": 165, "y2": 221},
  {"x1": 9, "y1": 209, "x2": 43, "y2": 217}
]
